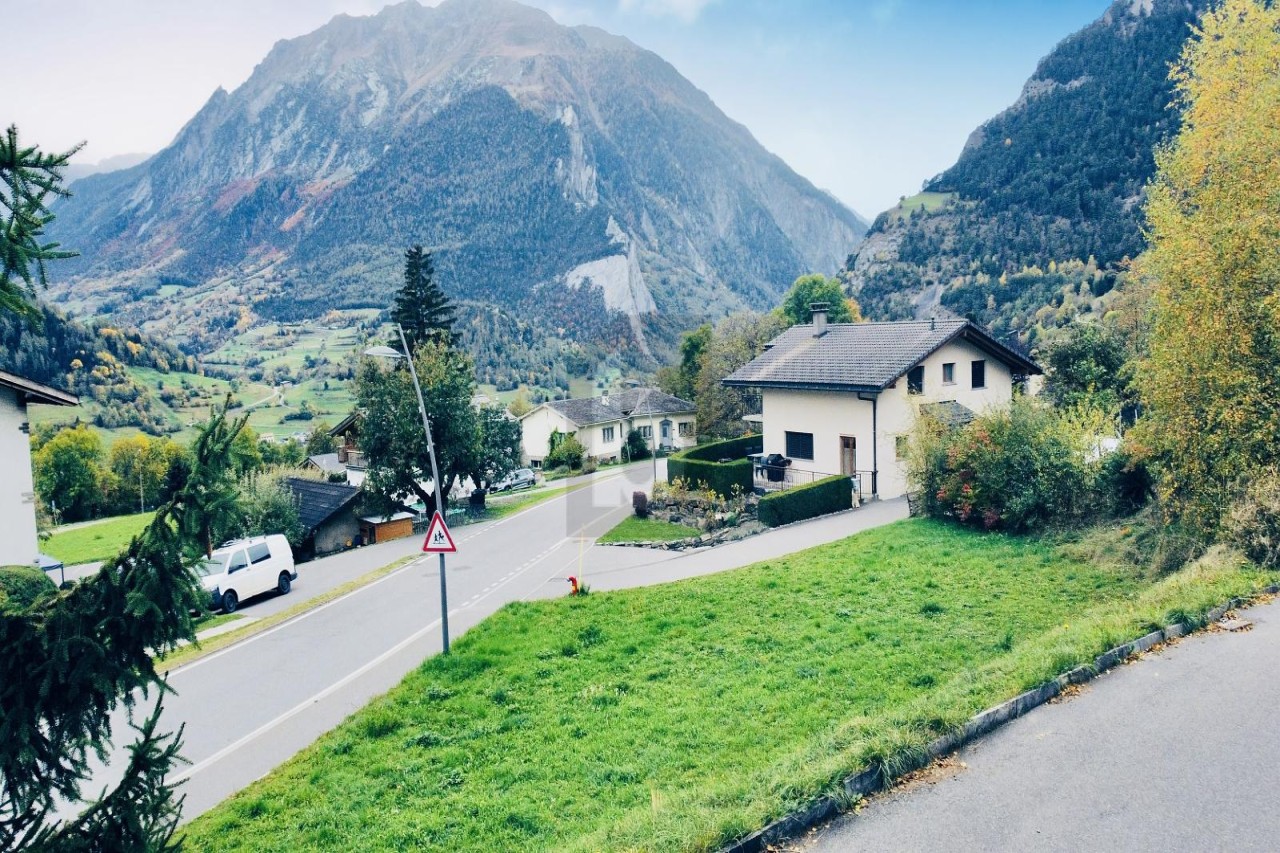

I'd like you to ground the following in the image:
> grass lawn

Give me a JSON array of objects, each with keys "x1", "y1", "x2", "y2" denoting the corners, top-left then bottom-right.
[
  {"x1": 43, "y1": 512, "x2": 156, "y2": 565},
  {"x1": 599, "y1": 516, "x2": 700, "y2": 543},
  {"x1": 181, "y1": 520, "x2": 1274, "y2": 852}
]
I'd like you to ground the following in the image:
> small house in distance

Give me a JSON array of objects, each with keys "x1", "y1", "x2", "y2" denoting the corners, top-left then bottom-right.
[
  {"x1": 723, "y1": 309, "x2": 1040, "y2": 500},
  {"x1": 519, "y1": 388, "x2": 695, "y2": 468},
  {"x1": 0, "y1": 370, "x2": 79, "y2": 567}
]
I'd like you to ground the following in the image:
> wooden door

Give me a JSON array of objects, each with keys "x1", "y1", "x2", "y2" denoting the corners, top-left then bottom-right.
[{"x1": 839, "y1": 436, "x2": 857, "y2": 476}]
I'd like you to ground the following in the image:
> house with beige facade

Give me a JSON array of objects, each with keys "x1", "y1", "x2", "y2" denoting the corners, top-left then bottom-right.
[
  {"x1": 723, "y1": 310, "x2": 1040, "y2": 500},
  {"x1": 520, "y1": 388, "x2": 696, "y2": 467},
  {"x1": 0, "y1": 370, "x2": 79, "y2": 567}
]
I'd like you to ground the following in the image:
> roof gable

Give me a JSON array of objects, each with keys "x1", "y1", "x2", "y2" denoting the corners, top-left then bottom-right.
[
  {"x1": 535, "y1": 388, "x2": 694, "y2": 427},
  {"x1": 723, "y1": 319, "x2": 1040, "y2": 392},
  {"x1": 285, "y1": 477, "x2": 360, "y2": 532},
  {"x1": 0, "y1": 369, "x2": 79, "y2": 407}
]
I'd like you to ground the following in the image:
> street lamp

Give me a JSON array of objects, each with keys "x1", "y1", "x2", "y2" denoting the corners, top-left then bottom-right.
[{"x1": 364, "y1": 326, "x2": 451, "y2": 653}]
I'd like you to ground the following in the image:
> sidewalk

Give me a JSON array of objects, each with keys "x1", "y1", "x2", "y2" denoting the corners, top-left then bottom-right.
[{"x1": 529, "y1": 498, "x2": 910, "y2": 599}]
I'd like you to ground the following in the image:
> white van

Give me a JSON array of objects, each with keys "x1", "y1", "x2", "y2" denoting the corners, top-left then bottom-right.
[{"x1": 196, "y1": 534, "x2": 296, "y2": 613}]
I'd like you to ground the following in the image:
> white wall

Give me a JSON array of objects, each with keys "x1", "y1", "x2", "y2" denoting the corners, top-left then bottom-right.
[
  {"x1": 760, "y1": 338, "x2": 1017, "y2": 500},
  {"x1": 522, "y1": 406, "x2": 697, "y2": 465},
  {"x1": 0, "y1": 388, "x2": 39, "y2": 567},
  {"x1": 520, "y1": 407, "x2": 577, "y2": 467}
]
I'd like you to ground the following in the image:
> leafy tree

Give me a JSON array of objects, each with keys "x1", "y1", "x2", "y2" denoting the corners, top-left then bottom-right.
[
  {"x1": 304, "y1": 423, "x2": 338, "y2": 456},
  {"x1": 657, "y1": 323, "x2": 711, "y2": 401},
  {"x1": 260, "y1": 438, "x2": 304, "y2": 468},
  {"x1": 1132, "y1": 0, "x2": 1280, "y2": 534},
  {"x1": 391, "y1": 245, "x2": 456, "y2": 351},
  {"x1": 694, "y1": 312, "x2": 787, "y2": 438},
  {"x1": 779, "y1": 274, "x2": 861, "y2": 326},
  {"x1": 107, "y1": 435, "x2": 179, "y2": 515},
  {"x1": 0, "y1": 126, "x2": 82, "y2": 323},
  {"x1": 0, "y1": 406, "x2": 242, "y2": 850},
  {"x1": 1041, "y1": 322, "x2": 1133, "y2": 414},
  {"x1": 221, "y1": 470, "x2": 305, "y2": 548},
  {"x1": 470, "y1": 405, "x2": 521, "y2": 489},
  {"x1": 229, "y1": 424, "x2": 264, "y2": 476},
  {"x1": 355, "y1": 339, "x2": 479, "y2": 515},
  {"x1": 506, "y1": 391, "x2": 533, "y2": 419},
  {"x1": 33, "y1": 425, "x2": 107, "y2": 522}
]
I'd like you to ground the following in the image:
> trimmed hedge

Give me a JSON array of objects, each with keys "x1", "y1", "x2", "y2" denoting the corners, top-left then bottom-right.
[
  {"x1": 758, "y1": 475, "x2": 853, "y2": 527},
  {"x1": 667, "y1": 435, "x2": 763, "y2": 497},
  {"x1": 0, "y1": 565, "x2": 57, "y2": 610}
]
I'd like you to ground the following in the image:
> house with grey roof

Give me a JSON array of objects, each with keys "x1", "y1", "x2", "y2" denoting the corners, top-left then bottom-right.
[
  {"x1": 723, "y1": 307, "x2": 1040, "y2": 500},
  {"x1": 0, "y1": 370, "x2": 79, "y2": 568},
  {"x1": 519, "y1": 387, "x2": 696, "y2": 467}
]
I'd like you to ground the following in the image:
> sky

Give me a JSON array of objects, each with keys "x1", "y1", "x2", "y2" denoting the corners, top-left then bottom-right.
[{"x1": 7, "y1": 0, "x2": 1107, "y2": 216}]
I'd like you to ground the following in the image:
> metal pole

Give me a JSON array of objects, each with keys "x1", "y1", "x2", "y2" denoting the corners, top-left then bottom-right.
[{"x1": 395, "y1": 325, "x2": 450, "y2": 653}]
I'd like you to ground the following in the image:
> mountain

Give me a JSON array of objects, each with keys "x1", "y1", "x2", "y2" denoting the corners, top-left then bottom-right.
[
  {"x1": 64, "y1": 153, "x2": 153, "y2": 184},
  {"x1": 847, "y1": 0, "x2": 1205, "y2": 346},
  {"x1": 46, "y1": 0, "x2": 866, "y2": 382}
]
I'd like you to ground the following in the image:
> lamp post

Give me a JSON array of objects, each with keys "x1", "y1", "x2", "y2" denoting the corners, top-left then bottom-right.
[{"x1": 365, "y1": 325, "x2": 450, "y2": 653}]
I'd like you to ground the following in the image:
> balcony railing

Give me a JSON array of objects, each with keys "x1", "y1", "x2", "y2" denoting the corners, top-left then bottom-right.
[{"x1": 752, "y1": 464, "x2": 875, "y2": 502}]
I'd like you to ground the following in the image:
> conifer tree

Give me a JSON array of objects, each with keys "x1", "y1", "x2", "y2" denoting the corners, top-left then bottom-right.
[
  {"x1": 0, "y1": 405, "x2": 246, "y2": 850},
  {"x1": 391, "y1": 245, "x2": 456, "y2": 351},
  {"x1": 0, "y1": 125, "x2": 83, "y2": 324}
]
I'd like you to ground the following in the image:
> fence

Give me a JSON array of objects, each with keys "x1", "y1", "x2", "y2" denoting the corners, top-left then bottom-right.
[{"x1": 753, "y1": 465, "x2": 876, "y2": 502}]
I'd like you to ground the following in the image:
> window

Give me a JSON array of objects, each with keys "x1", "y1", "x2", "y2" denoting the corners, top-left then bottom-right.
[
  {"x1": 895, "y1": 435, "x2": 909, "y2": 459},
  {"x1": 248, "y1": 542, "x2": 271, "y2": 564},
  {"x1": 602, "y1": 426, "x2": 616, "y2": 443},
  {"x1": 942, "y1": 362, "x2": 955, "y2": 385},
  {"x1": 638, "y1": 425, "x2": 652, "y2": 439},
  {"x1": 227, "y1": 550, "x2": 249, "y2": 574},
  {"x1": 972, "y1": 360, "x2": 987, "y2": 389},
  {"x1": 785, "y1": 431, "x2": 815, "y2": 460},
  {"x1": 678, "y1": 421, "x2": 693, "y2": 437},
  {"x1": 907, "y1": 365, "x2": 924, "y2": 395}
]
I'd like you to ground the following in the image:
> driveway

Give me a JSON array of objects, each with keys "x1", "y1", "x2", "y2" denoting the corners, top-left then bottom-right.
[{"x1": 800, "y1": 597, "x2": 1280, "y2": 852}]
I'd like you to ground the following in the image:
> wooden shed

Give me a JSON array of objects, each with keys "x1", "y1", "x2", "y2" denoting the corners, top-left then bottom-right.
[{"x1": 359, "y1": 511, "x2": 416, "y2": 545}]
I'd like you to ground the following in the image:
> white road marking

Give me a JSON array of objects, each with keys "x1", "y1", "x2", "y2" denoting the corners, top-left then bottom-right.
[{"x1": 170, "y1": 536, "x2": 574, "y2": 783}]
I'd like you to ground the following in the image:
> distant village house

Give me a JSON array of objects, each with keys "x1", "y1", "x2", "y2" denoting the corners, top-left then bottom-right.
[{"x1": 519, "y1": 388, "x2": 695, "y2": 467}]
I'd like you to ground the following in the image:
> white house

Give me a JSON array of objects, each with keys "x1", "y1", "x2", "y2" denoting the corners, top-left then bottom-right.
[
  {"x1": 0, "y1": 370, "x2": 79, "y2": 567},
  {"x1": 723, "y1": 310, "x2": 1041, "y2": 500},
  {"x1": 520, "y1": 388, "x2": 696, "y2": 467}
]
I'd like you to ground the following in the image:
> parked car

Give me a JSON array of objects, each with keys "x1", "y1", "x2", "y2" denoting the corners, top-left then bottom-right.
[
  {"x1": 197, "y1": 534, "x2": 296, "y2": 613},
  {"x1": 492, "y1": 468, "x2": 537, "y2": 492}
]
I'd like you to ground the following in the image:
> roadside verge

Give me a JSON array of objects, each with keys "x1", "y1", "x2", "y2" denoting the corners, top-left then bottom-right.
[{"x1": 720, "y1": 582, "x2": 1280, "y2": 853}]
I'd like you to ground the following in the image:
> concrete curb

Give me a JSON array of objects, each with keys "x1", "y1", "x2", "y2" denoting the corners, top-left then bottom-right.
[{"x1": 719, "y1": 583, "x2": 1280, "y2": 853}]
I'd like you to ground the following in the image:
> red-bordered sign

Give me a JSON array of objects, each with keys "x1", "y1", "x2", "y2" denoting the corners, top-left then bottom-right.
[{"x1": 422, "y1": 511, "x2": 457, "y2": 553}]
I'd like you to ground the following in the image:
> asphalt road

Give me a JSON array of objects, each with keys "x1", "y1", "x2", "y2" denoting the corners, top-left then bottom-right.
[
  {"x1": 800, "y1": 597, "x2": 1280, "y2": 852},
  {"x1": 73, "y1": 464, "x2": 907, "y2": 826}
]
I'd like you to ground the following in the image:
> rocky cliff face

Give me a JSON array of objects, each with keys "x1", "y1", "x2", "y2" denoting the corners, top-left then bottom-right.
[{"x1": 49, "y1": 0, "x2": 866, "y2": 357}]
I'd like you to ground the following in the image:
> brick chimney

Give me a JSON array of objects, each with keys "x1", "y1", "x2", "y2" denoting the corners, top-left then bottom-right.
[{"x1": 810, "y1": 302, "x2": 830, "y2": 337}]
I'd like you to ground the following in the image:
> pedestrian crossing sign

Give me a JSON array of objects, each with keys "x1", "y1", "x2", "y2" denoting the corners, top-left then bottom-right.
[{"x1": 422, "y1": 512, "x2": 457, "y2": 553}]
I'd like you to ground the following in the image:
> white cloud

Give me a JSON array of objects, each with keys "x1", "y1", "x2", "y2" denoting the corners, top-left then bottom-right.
[{"x1": 617, "y1": 0, "x2": 718, "y2": 24}]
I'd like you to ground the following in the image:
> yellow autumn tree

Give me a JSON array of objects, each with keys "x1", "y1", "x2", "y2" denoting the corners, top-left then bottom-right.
[{"x1": 1134, "y1": 0, "x2": 1280, "y2": 533}]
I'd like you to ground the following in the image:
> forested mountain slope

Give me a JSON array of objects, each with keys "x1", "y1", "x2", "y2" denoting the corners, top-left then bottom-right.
[{"x1": 848, "y1": 0, "x2": 1206, "y2": 346}]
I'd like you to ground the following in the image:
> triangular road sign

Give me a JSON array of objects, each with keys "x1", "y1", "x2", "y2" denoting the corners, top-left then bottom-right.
[{"x1": 422, "y1": 511, "x2": 457, "y2": 553}]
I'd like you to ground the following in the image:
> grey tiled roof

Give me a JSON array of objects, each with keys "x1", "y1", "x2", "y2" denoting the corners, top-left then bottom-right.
[
  {"x1": 540, "y1": 387, "x2": 694, "y2": 427},
  {"x1": 723, "y1": 319, "x2": 1040, "y2": 391},
  {"x1": 285, "y1": 478, "x2": 360, "y2": 532},
  {"x1": 306, "y1": 453, "x2": 346, "y2": 474}
]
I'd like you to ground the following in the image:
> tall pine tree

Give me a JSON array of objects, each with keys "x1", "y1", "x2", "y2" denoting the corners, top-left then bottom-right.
[
  {"x1": 391, "y1": 245, "x2": 456, "y2": 352},
  {"x1": 0, "y1": 126, "x2": 83, "y2": 325},
  {"x1": 1, "y1": 405, "x2": 246, "y2": 850}
]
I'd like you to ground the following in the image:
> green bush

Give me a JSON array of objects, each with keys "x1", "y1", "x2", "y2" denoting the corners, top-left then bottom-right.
[
  {"x1": 906, "y1": 399, "x2": 1110, "y2": 533},
  {"x1": 758, "y1": 475, "x2": 852, "y2": 527},
  {"x1": 666, "y1": 435, "x2": 761, "y2": 497},
  {"x1": 0, "y1": 565, "x2": 57, "y2": 611},
  {"x1": 546, "y1": 435, "x2": 586, "y2": 470}
]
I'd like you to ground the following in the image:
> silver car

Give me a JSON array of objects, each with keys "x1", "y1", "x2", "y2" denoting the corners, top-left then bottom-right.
[{"x1": 492, "y1": 468, "x2": 536, "y2": 492}]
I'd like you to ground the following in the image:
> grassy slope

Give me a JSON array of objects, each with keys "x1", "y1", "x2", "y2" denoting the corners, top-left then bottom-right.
[
  {"x1": 182, "y1": 519, "x2": 1276, "y2": 851},
  {"x1": 43, "y1": 511, "x2": 155, "y2": 565},
  {"x1": 599, "y1": 516, "x2": 701, "y2": 543}
]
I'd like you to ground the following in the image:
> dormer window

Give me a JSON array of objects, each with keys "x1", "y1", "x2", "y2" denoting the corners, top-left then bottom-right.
[{"x1": 907, "y1": 365, "x2": 924, "y2": 395}]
